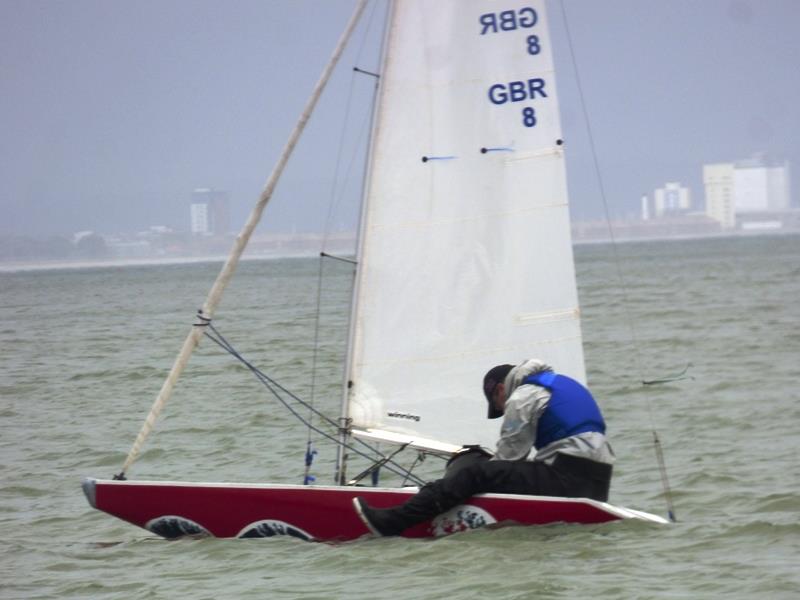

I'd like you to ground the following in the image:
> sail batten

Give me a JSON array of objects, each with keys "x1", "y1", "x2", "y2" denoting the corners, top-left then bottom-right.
[{"x1": 345, "y1": 0, "x2": 583, "y2": 452}]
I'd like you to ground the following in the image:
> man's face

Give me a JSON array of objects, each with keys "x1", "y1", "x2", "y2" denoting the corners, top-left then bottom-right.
[{"x1": 492, "y1": 382, "x2": 506, "y2": 416}]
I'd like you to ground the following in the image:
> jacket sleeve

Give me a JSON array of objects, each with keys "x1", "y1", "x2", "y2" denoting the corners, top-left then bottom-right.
[{"x1": 493, "y1": 384, "x2": 551, "y2": 461}]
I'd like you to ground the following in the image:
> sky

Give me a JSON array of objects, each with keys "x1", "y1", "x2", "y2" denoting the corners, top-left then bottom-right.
[{"x1": 1, "y1": 0, "x2": 798, "y2": 237}]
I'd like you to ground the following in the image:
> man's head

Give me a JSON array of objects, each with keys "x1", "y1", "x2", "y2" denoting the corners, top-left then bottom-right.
[{"x1": 483, "y1": 364, "x2": 513, "y2": 419}]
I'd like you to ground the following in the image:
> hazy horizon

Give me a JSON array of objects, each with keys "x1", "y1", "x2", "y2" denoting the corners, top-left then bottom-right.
[{"x1": 2, "y1": 0, "x2": 798, "y2": 238}]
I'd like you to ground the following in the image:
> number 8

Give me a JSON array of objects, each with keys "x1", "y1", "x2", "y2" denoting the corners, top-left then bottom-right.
[
  {"x1": 522, "y1": 107, "x2": 537, "y2": 127},
  {"x1": 527, "y1": 35, "x2": 541, "y2": 55}
]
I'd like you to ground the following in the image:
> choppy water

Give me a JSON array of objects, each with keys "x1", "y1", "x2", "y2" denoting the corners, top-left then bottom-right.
[{"x1": 1, "y1": 235, "x2": 798, "y2": 599}]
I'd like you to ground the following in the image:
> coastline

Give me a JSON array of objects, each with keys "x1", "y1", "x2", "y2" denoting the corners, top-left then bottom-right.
[
  {"x1": 1, "y1": 228, "x2": 796, "y2": 273},
  {"x1": 0, "y1": 250, "x2": 323, "y2": 274},
  {"x1": 571, "y1": 226, "x2": 800, "y2": 246}
]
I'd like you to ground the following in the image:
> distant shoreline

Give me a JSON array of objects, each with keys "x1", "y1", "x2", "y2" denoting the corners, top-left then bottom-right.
[
  {"x1": 572, "y1": 227, "x2": 800, "y2": 247},
  {"x1": 1, "y1": 229, "x2": 796, "y2": 274},
  {"x1": 0, "y1": 251, "x2": 322, "y2": 274}
]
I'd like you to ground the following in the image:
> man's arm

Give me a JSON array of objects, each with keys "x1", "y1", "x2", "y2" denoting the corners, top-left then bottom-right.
[{"x1": 493, "y1": 385, "x2": 550, "y2": 461}]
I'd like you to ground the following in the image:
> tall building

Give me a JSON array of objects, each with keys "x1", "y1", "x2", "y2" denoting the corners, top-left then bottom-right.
[
  {"x1": 703, "y1": 158, "x2": 791, "y2": 230},
  {"x1": 653, "y1": 182, "x2": 691, "y2": 217},
  {"x1": 641, "y1": 194, "x2": 650, "y2": 220},
  {"x1": 733, "y1": 158, "x2": 790, "y2": 213},
  {"x1": 190, "y1": 189, "x2": 230, "y2": 235},
  {"x1": 704, "y1": 164, "x2": 736, "y2": 229}
]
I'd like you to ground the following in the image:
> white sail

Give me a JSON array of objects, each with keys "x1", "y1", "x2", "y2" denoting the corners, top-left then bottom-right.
[{"x1": 346, "y1": 0, "x2": 584, "y2": 453}]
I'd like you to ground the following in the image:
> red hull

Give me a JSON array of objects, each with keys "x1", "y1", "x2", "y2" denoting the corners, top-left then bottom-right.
[{"x1": 83, "y1": 478, "x2": 666, "y2": 541}]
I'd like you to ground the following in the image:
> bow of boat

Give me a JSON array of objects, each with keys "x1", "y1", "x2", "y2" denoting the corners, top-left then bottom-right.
[{"x1": 82, "y1": 477, "x2": 97, "y2": 508}]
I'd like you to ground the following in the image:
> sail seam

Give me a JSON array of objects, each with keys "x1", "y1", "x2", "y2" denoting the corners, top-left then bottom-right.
[
  {"x1": 366, "y1": 204, "x2": 569, "y2": 232},
  {"x1": 514, "y1": 308, "x2": 579, "y2": 322},
  {"x1": 350, "y1": 335, "x2": 584, "y2": 368}
]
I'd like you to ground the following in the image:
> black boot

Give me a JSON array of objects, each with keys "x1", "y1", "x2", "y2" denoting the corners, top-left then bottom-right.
[
  {"x1": 353, "y1": 485, "x2": 448, "y2": 537},
  {"x1": 353, "y1": 497, "x2": 411, "y2": 536}
]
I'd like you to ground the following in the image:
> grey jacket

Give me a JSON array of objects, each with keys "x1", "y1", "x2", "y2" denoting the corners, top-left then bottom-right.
[{"x1": 493, "y1": 359, "x2": 615, "y2": 465}]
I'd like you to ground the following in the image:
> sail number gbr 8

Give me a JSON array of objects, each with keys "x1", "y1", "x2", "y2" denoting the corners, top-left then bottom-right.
[{"x1": 480, "y1": 5, "x2": 548, "y2": 128}]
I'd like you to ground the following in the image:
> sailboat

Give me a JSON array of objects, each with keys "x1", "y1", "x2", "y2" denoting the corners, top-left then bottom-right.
[{"x1": 83, "y1": 0, "x2": 668, "y2": 541}]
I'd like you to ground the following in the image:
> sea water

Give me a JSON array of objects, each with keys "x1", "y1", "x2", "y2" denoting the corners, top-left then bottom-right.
[{"x1": 1, "y1": 235, "x2": 798, "y2": 599}]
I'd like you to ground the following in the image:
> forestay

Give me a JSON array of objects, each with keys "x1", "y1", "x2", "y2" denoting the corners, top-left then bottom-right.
[{"x1": 345, "y1": 0, "x2": 584, "y2": 453}]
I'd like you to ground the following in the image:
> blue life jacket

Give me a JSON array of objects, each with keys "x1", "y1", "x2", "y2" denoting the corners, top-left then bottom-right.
[{"x1": 522, "y1": 371, "x2": 606, "y2": 450}]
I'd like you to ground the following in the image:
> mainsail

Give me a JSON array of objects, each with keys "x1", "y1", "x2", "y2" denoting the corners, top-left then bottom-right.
[{"x1": 345, "y1": 0, "x2": 585, "y2": 453}]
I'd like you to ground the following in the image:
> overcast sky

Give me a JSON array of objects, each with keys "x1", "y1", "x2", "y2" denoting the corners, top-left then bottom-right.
[{"x1": 1, "y1": 0, "x2": 798, "y2": 237}]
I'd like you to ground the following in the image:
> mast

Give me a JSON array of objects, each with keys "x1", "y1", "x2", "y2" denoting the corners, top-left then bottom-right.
[
  {"x1": 334, "y1": 0, "x2": 395, "y2": 486},
  {"x1": 117, "y1": 0, "x2": 369, "y2": 479}
]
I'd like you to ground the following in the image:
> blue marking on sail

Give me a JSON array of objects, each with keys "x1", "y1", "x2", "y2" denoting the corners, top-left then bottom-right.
[
  {"x1": 481, "y1": 147, "x2": 515, "y2": 153},
  {"x1": 421, "y1": 155, "x2": 457, "y2": 163}
]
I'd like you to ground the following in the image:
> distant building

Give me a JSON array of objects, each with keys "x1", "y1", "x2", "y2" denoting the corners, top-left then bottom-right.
[
  {"x1": 572, "y1": 215, "x2": 721, "y2": 243},
  {"x1": 190, "y1": 189, "x2": 230, "y2": 235},
  {"x1": 733, "y1": 157, "x2": 790, "y2": 213},
  {"x1": 703, "y1": 157, "x2": 791, "y2": 230},
  {"x1": 704, "y1": 163, "x2": 736, "y2": 229},
  {"x1": 653, "y1": 182, "x2": 691, "y2": 217}
]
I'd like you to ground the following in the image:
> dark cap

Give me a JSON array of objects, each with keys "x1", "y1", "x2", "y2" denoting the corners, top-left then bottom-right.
[{"x1": 483, "y1": 364, "x2": 513, "y2": 419}]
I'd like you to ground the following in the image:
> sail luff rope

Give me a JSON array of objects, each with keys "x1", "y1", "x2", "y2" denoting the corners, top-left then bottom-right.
[
  {"x1": 318, "y1": 95, "x2": 377, "y2": 483},
  {"x1": 557, "y1": 0, "x2": 676, "y2": 521},
  {"x1": 116, "y1": 0, "x2": 370, "y2": 478},
  {"x1": 335, "y1": 1, "x2": 391, "y2": 486}
]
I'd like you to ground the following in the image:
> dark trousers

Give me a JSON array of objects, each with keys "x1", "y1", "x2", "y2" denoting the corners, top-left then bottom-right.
[
  {"x1": 374, "y1": 453, "x2": 612, "y2": 534},
  {"x1": 437, "y1": 452, "x2": 611, "y2": 503}
]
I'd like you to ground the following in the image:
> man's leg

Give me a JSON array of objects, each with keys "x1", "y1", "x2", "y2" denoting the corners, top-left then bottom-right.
[
  {"x1": 354, "y1": 459, "x2": 568, "y2": 536},
  {"x1": 550, "y1": 454, "x2": 613, "y2": 501}
]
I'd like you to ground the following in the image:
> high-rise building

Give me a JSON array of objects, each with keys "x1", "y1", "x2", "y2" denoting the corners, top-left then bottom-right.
[
  {"x1": 704, "y1": 164, "x2": 736, "y2": 229},
  {"x1": 653, "y1": 182, "x2": 691, "y2": 217},
  {"x1": 641, "y1": 194, "x2": 650, "y2": 220},
  {"x1": 733, "y1": 158, "x2": 790, "y2": 213},
  {"x1": 190, "y1": 189, "x2": 230, "y2": 235},
  {"x1": 703, "y1": 158, "x2": 791, "y2": 229}
]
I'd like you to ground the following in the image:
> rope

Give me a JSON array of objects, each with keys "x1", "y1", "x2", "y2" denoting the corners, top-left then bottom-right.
[
  {"x1": 347, "y1": 442, "x2": 410, "y2": 486},
  {"x1": 301, "y1": 3, "x2": 381, "y2": 484},
  {"x1": 115, "y1": 0, "x2": 370, "y2": 479},
  {"x1": 202, "y1": 324, "x2": 425, "y2": 486},
  {"x1": 401, "y1": 452, "x2": 427, "y2": 487},
  {"x1": 324, "y1": 2, "x2": 387, "y2": 485},
  {"x1": 303, "y1": 440, "x2": 318, "y2": 485},
  {"x1": 304, "y1": 254, "x2": 326, "y2": 485},
  {"x1": 321, "y1": 0, "x2": 381, "y2": 247},
  {"x1": 558, "y1": 0, "x2": 676, "y2": 521},
  {"x1": 320, "y1": 251, "x2": 358, "y2": 265}
]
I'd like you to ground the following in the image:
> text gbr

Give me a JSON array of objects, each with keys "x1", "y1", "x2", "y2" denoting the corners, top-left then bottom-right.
[
  {"x1": 479, "y1": 6, "x2": 538, "y2": 34},
  {"x1": 479, "y1": 6, "x2": 547, "y2": 129}
]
